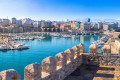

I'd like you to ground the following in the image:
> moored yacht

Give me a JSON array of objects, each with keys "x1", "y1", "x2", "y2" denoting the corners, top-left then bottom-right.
[
  {"x1": 0, "y1": 45, "x2": 8, "y2": 50},
  {"x1": 14, "y1": 43, "x2": 29, "y2": 50}
]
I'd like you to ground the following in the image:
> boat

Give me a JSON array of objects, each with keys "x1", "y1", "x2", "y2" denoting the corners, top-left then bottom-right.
[
  {"x1": 14, "y1": 44, "x2": 29, "y2": 50},
  {"x1": 62, "y1": 35, "x2": 71, "y2": 38},
  {"x1": 0, "y1": 45, "x2": 8, "y2": 50}
]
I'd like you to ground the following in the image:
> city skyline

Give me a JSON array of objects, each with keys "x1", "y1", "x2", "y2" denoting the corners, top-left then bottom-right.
[{"x1": 0, "y1": 0, "x2": 120, "y2": 21}]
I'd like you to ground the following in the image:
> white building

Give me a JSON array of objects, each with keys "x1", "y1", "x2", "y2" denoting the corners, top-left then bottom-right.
[
  {"x1": 103, "y1": 24, "x2": 109, "y2": 30},
  {"x1": 22, "y1": 18, "x2": 32, "y2": 25},
  {"x1": 80, "y1": 22, "x2": 91, "y2": 31},
  {"x1": 103, "y1": 22, "x2": 118, "y2": 30},
  {"x1": 33, "y1": 21, "x2": 39, "y2": 27}
]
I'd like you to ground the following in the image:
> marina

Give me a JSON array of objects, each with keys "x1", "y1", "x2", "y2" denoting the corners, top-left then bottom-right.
[
  {"x1": 0, "y1": 33, "x2": 103, "y2": 79},
  {"x1": 0, "y1": 37, "x2": 29, "y2": 50}
]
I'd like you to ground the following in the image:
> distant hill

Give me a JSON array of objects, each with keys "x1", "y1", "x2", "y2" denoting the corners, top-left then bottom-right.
[{"x1": 75, "y1": 18, "x2": 120, "y2": 23}]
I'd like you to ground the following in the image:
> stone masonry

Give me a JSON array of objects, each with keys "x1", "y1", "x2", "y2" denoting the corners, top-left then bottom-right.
[{"x1": 0, "y1": 43, "x2": 120, "y2": 80}]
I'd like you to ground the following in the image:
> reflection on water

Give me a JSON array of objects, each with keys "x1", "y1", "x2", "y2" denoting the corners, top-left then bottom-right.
[{"x1": 0, "y1": 34, "x2": 103, "y2": 79}]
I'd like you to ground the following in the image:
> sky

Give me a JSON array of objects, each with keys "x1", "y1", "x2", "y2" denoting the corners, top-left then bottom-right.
[{"x1": 0, "y1": 0, "x2": 120, "y2": 21}]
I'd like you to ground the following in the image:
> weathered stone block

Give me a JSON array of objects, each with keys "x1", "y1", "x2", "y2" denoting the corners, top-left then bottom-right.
[
  {"x1": 64, "y1": 49, "x2": 74, "y2": 62},
  {"x1": 0, "y1": 69, "x2": 21, "y2": 80},
  {"x1": 77, "y1": 43, "x2": 85, "y2": 53},
  {"x1": 55, "y1": 52, "x2": 67, "y2": 68},
  {"x1": 72, "y1": 46, "x2": 80, "y2": 58},
  {"x1": 24, "y1": 63, "x2": 41, "y2": 80},
  {"x1": 42, "y1": 56, "x2": 56, "y2": 74}
]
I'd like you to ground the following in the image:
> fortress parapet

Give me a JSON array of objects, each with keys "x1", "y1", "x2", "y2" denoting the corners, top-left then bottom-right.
[
  {"x1": 78, "y1": 43, "x2": 85, "y2": 53},
  {"x1": 89, "y1": 43, "x2": 97, "y2": 53},
  {"x1": 24, "y1": 63, "x2": 41, "y2": 80},
  {"x1": 0, "y1": 69, "x2": 21, "y2": 80},
  {"x1": 2, "y1": 43, "x2": 120, "y2": 80},
  {"x1": 0, "y1": 43, "x2": 84, "y2": 80},
  {"x1": 103, "y1": 45, "x2": 111, "y2": 58}
]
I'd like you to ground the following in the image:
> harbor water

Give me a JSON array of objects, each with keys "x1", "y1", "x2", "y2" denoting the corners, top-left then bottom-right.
[{"x1": 0, "y1": 34, "x2": 103, "y2": 79}]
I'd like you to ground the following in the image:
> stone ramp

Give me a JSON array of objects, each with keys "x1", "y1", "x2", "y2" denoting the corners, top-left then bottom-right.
[{"x1": 64, "y1": 65, "x2": 120, "y2": 80}]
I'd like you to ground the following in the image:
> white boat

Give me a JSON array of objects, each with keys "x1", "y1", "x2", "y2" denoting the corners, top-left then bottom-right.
[
  {"x1": 62, "y1": 35, "x2": 71, "y2": 38},
  {"x1": 39, "y1": 36, "x2": 45, "y2": 39},
  {"x1": 0, "y1": 45, "x2": 8, "y2": 50},
  {"x1": 17, "y1": 44, "x2": 29, "y2": 49},
  {"x1": 14, "y1": 44, "x2": 29, "y2": 49}
]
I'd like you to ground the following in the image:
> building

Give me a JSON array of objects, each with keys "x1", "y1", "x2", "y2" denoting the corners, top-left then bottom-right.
[
  {"x1": 76, "y1": 22, "x2": 81, "y2": 29},
  {"x1": 2, "y1": 19, "x2": 9, "y2": 26},
  {"x1": 93, "y1": 23, "x2": 98, "y2": 30},
  {"x1": 103, "y1": 24, "x2": 109, "y2": 30},
  {"x1": 16, "y1": 20, "x2": 22, "y2": 27},
  {"x1": 11, "y1": 17, "x2": 16, "y2": 24},
  {"x1": 22, "y1": 18, "x2": 32, "y2": 25},
  {"x1": 103, "y1": 22, "x2": 118, "y2": 30},
  {"x1": 33, "y1": 21, "x2": 39, "y2": 27},
  {"x1": 0, "y1": 18, "x2": 2, "y2": 23},
  {"x1": 80, "y1": 22, "x2": 91, "y2": 31},
  {"x1": 98, "y1": 22, "x2": 103, "y2": 30},
  {"x1": 41, "y1": 21, "x2": 52, "y2": 28},
  {"x1": 22, "y1": 18, "x2": 33, "y2": 27},
  {"x1": 87, "y1": 18, "x2": 90, "y2": 22}
]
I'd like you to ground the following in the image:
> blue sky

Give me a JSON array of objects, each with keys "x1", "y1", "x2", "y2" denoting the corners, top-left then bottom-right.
[{"x1": 0, "y1": 0, "x2": 120, "y2": 21}]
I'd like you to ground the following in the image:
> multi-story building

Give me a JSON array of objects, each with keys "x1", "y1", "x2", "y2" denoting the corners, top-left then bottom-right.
[
  {"x1": 87, "y1": 18, "x2": 90, "y2": 22},
  {"x1": 103, "y1": 24, "x2": 109, "y2": 30},
  {"x1": 103, "y1": 22, "x2": 118, "y2": 30},
  {"x1": 98, "y1": 22, "x2": 103, "y2": 30},
  {"x1": 33, "y1": 21, "x2": 39, "y2": 27},
  {"x1": 22, "y1": 18, "x2": 33, "y2": 27},
  {"x1": 93, "y1": 23, "x2": 98, "y2": 30},
  {"x1": 0, "y1": 18, "x2": 2, "y2": 23},
  {"x1": 41, "y1": 21, "x2": 52, "y2": 28},
  {"x1": 11, "y1": 17, "x2": 16, "y2": 24},
  {"x1": 80, "y1": 22, "x2": 91, "y2": 31},
  {"x1": 2, "y1": 19, "x2": 9, "y2": 26},
  {"x1": 16, "y1": 20, "x2": 22, "y2": 27}
]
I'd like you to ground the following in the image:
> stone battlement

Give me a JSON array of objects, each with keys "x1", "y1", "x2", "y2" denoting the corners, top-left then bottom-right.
[
  {"x1": 0, "y1": 43, "x2": 85, "y2": 80},
  {"x1": 0, "y1": 43, "x2": 120, "y2": 80}
]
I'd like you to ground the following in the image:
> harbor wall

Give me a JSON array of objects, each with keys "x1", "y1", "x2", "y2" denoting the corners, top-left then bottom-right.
[{"x1": 0, "y1": 43, "x2": 85, "y2": 80}]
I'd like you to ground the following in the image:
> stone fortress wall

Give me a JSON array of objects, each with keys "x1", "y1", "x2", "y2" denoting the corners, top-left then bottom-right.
[
  {"x1": 0, "y1": 43, "x2": 85, "y2": 80},
  {"x1": 0, "y1": 42, "x2": 120, "y2": 80}
]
